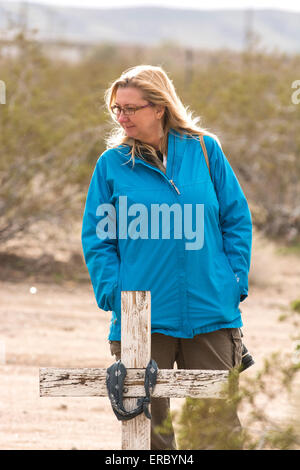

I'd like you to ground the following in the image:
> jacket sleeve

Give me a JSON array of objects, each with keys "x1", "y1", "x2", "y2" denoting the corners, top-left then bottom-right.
[
  {"x1": 81, "y1": 153, "x2": 121, "y2": 313},
  {"x1": 205, "y1": 136, "x2": 252, "y2": 302}
]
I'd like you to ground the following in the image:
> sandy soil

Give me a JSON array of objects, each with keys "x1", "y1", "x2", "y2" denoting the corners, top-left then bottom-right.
[{"x1": 0, "y1": 227, "x2": 299, "y2": 450}]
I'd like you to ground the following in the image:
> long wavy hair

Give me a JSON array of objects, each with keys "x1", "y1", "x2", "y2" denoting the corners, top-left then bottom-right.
[{"x1": 104, "y1": 65, "x2": 219, "y2": 173}]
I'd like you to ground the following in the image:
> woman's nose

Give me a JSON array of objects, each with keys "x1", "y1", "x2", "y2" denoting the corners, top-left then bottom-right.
[{"x1": 117, "y1": 111, "x2": 130, "y2": 124}]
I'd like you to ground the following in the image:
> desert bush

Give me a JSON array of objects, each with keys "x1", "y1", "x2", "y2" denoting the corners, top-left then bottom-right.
[
  {"x1": 0, "y1": 32, "x2": 108, "y2": 242},
  {"x1": 155, "y1": 354, "x2": 300, "y2": 450},
  {"x1": 291, "y1": 299, "x2": 300, "y2": 313}
]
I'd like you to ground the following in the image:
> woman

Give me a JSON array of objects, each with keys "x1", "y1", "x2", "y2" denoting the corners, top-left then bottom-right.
[{"x1": 81, "y1": 65, "x2": 252, "y2": 450}]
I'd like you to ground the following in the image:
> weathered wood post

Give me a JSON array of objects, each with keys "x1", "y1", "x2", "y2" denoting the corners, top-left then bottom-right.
[
  {"x1": 40, "y1": 291, "x2": 228, "y2": 450},
  {"x1": 121, "y1": 291, "x2": 151, "y2": 449}
]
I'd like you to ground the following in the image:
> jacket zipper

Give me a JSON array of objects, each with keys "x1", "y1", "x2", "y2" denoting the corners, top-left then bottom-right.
[
  {"x1": 169, "y1": 179, "x2": 180, "y2": 194},
  {"x1": 135, "y1": 159, "x2": 181, "y2": 195},
  {"x1": 169, "y1": 138, "x2": 180, "y2": 193}
]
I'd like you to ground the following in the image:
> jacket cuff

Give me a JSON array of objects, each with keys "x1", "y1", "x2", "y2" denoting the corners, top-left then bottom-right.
[{"x1": 240, "y1": 289, "x2": 248, "y2": 302}]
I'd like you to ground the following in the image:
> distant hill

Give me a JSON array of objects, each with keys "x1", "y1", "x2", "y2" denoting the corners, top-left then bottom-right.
[{"x1": 0, "y1": 1, "x2": 300, "y2": 53}]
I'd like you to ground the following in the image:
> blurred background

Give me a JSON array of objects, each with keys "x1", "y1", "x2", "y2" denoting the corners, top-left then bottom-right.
[{"x1": 0, "y1": 0, "x2": 300, "y2": 450}]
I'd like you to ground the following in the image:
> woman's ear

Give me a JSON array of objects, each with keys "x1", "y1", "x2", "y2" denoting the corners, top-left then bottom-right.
[{"x1": 155, "y1": 105, "x2": 165, "y2": 120}]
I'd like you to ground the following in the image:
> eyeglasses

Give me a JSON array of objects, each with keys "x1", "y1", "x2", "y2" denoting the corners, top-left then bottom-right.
[{"x1": 111, "y1": 103, "x2": 153, "y2": 116}]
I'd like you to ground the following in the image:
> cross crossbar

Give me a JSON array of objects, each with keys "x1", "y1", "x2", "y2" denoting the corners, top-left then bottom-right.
[{"x1": 40, "y1": 368, "x2": 228, "y2": 398}]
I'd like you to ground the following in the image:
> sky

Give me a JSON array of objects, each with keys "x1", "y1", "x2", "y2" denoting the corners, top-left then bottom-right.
[{"x1": 3, "y1": 0, "x2": 300, "y2": 12}]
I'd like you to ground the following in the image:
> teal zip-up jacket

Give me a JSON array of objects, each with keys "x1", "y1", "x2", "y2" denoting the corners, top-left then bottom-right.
[{"x1": 81, "y1": 129, "x2": 252, "y2": 340}]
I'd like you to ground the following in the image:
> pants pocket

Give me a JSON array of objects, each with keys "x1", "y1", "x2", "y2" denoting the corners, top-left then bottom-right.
[{"x1": 230, "y1": 328, "x2": 242, "y2": 368}]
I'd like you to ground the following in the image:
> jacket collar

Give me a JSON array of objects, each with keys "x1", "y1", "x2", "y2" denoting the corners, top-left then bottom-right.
[{"x1": 115, "y1": 128, "x2": 188, "y2": 178}]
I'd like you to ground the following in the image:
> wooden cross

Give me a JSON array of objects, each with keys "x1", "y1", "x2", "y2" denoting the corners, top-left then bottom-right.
[{"x1": 40, "y1": 291, "x2": 228, "y2": 450}]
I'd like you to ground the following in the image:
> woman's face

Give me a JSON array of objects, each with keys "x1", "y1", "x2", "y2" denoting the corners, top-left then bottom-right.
[{"x1": 114, "y1": 87, "x2": 164, "y2": 147}]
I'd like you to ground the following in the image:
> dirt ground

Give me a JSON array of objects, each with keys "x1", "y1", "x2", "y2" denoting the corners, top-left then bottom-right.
[{"x1": 0, "y1": 225, "x2": 299, "y2": 450}]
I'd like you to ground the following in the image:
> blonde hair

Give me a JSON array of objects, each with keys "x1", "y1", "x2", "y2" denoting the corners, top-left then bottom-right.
[{"x1": 104, "y1": 65, "x2": 219, "y2": 172}]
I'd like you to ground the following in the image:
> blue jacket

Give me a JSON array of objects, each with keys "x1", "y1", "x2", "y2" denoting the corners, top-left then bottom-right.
[{"x1": 81, "y1": 129, "x2": 252, "y2": 340}]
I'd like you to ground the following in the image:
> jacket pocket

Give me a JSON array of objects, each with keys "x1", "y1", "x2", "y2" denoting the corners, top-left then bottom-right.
[{"x1": 215, "y1": 252, "x2": 240, "y2": 310}]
